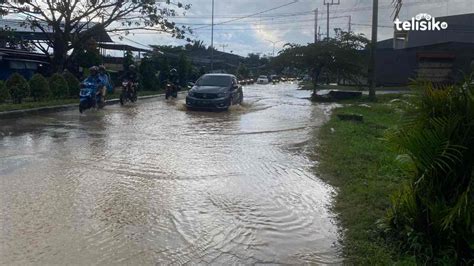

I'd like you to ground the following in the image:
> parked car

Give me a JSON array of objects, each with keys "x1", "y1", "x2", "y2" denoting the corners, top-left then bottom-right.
[
  {"x1": 256, "y1": 75, "x2": 269, "y2": 84},
  {"x1": 186, "y1": 74, "x2": 243, "y2": 111}
]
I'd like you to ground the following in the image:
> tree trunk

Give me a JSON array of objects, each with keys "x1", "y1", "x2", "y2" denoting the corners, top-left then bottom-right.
[
  {"x1": 311, "y1": 68, "x2": 321, "y2": 96},
  {"x1": 52, "y1": 34, "x2": 68, "y2": 73}
]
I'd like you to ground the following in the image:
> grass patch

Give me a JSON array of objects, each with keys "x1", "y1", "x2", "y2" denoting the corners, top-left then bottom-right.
[
  {"x1": 315, "y1": 94, "x2": 416, "y2": 264},
  {"x1": 0, "y1": 90, "x2": 162, "y2": 112}
]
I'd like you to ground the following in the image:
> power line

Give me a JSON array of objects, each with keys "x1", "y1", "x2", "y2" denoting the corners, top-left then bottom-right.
[{"x1": 191, "y1": 0, "x2": 299, "y2": 30}]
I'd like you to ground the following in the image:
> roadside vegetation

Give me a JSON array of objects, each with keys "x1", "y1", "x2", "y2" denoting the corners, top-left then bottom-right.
[
  {"x1": 0, "y1": 71, "x2": 164, "y2": 113},
  {"x1": 316, "y1": 78, "x2": 473, "y2": 264}
]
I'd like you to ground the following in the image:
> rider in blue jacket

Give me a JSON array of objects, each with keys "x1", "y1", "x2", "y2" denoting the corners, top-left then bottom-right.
[
  {"x1": 83, "y1": 66, "x2": 105, "y2": 106},
  {"x1": 98, "y1": 65, "x2": 113, "y2": 94}
]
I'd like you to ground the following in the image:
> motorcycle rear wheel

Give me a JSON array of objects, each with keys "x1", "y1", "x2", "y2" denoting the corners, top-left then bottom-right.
[{"x1": 120, "y1": 93, "x2": 125, "y2": 106}]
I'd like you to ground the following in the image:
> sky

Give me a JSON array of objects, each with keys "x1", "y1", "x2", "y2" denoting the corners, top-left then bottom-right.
[
  {"x1": 10, "y1": 0, "x2": 473, "y2": 57},
  {"x1": 131, "y1": 0, "x2": 473, "y2": 57}
]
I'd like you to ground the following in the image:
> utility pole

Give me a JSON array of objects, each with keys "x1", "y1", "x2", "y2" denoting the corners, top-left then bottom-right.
[
  {"x1": 210, "y1": 0, "x2": 215, "y2": 72},
  {"x1": 324, "y1": 0, "x2": 340, "y2": 41},
  {"x1": 368, "y1": 0, "x2": 378, "y2": 99},
  {"x1": 314, "y1": 8, "x2": 318, "y2": 43},
  {"x1": 348, "y1": 15, "x2": 351, "y2": 32}
]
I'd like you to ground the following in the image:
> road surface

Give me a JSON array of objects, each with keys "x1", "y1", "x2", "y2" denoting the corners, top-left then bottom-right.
[{"x1": 0, "y1": 83, "x2": 341, "y2": 265}]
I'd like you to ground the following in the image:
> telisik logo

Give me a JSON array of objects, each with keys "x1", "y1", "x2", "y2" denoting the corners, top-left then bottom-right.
[{"x1": 394, "y1": 13, "x2": 448, "y2": 31}]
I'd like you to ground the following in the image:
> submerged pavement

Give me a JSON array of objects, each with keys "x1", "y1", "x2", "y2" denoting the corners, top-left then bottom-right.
[{"x1": 0, "y1": 83, "x2": 341, "y2": 264}]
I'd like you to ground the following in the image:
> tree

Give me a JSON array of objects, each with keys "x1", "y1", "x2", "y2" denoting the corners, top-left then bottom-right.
[
  {"x1": 385, "y1": 77, "x2": 474, "y2": 264},
  {"x1": 6, "y1": 73, "x2": 30, "y2": 104},
  {"x1": 62, "y1": 71, "x2": 80, "y2": 98},
  {"x1": 0, "y1": 0, "x2": 191, "y2": 71},
  {"x1": 123, "y1": 50, "x2": 135, "y2": 71},
  {"x1": 139, "y1": 57, "x2": 158, "y2": 90},
  {"x1": 49, "y1": 73, "x2": 69, "y2": 99},
  {"x1": 0, "y1": 80, "x2": 10, "y2": 103},
  {"x1": 29, "y1": 74, "x2": 51, "y2": 101},
  {"x1": 236, "y1": 63, "x2": 250, "y2": 79},
  {"x1": 177, "y1": 52, "x2": 191, "y2": 86},
  {"x1": 273, "y1": 30, "x2": 368, "y2": 95},
  {"x1": 0, "y1": 26, "x2": 34, "y2": 50},
  {"x1": 74, "y1": 39, "x2": 103, "y2": 69}
]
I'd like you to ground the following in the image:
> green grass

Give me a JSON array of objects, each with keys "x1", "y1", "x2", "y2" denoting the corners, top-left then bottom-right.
[
  {"x1": 0, "y1": 90, "x2": 162, "y2": 112},
  {"x1": 314, "y1": 94, "x2": 417, "y2": 264}
]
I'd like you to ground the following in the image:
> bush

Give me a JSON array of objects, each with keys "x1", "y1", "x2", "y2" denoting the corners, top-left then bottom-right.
[
  {"x1": 62, "y1": 71, "x2": 80, "y2": 98},
  {"x1": 29, "y1": 74, "x2": 51, "y2": 101},
  {"x1": 385, "y1": 76, "x2": 474, "y2": 264},
  {"x1": 0, "y1": 80, "x2": 10, "y2": 103},
  {"x1": 49, "y1": 73, "x2": 69, "y2": 99},
  {"x1": 6, "y1": 73, "x2": 30, "y2": 103}
]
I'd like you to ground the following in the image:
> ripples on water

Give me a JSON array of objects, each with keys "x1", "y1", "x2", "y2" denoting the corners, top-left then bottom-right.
[{"x1": 0, "y1": 84, "x2": 342, "y2": 265}]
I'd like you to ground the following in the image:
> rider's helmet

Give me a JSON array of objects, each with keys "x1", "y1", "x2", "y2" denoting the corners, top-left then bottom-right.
[
  {"x1": 89, "y1": 66, "x2": 99, "y2": 76},
  {"x1": 98, "y1": 65, "x2": 106, "y2": 73},
  {"x1": 170, "y1": 68, "x2": 177, "y2": 75},
  {"x1": 129, "y1": 64, "x2": 136, "y2": 70}
]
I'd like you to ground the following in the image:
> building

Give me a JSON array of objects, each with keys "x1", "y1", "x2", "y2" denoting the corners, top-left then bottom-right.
[
  {"x1": 0, "y1": 19, "x2": 149, "y2": 79},
  {"x1": 376, "y1": 13, "x2": 474, "y2": 86},
  {"x1": 0, "y1": 48, "x2": 49, "y2": 80}
]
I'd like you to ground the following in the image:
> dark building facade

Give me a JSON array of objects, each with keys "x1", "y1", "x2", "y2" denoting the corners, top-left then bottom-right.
[
  {"x1": 0, "y1": 48, "x2": 49, "y2": 80},
  {"x1": 376, "y1": 13, "x2": 474, "y2": 86}
]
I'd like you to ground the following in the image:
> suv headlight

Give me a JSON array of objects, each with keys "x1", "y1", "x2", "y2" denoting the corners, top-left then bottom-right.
[{"x1": 188, "y1": 91, "x2": 195, "y2": 97}]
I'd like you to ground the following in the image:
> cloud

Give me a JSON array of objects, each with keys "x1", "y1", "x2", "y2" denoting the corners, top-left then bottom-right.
[{"x1": 115, "y1": 0, "x2": 474, "y2": 56}]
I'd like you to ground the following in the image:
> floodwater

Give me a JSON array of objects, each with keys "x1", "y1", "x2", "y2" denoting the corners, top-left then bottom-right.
[{"x1": 0, "y1": 83, "x2": 341, "y2": 265}]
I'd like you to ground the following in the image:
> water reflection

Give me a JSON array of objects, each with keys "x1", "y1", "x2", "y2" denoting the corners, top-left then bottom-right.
[{"x1": 0, "y1": 83, "x2": 341, "y2": 264}]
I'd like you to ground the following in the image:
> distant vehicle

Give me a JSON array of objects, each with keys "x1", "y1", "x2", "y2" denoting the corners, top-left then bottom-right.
[
  {"x1": 186, "y1": 74, "x2": 243, "y2": 111},
  {"x1": 257, "y1": 75, "x2": 269, "y2": 84}
]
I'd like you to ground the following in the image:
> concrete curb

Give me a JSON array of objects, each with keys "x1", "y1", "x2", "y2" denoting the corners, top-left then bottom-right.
[{"x1": 0, "y1": 93, "x2": 166, "y2": 119}]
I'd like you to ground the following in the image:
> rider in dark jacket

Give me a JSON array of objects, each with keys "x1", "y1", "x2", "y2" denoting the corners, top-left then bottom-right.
[{"x1": 122, "y1": 64, "x2": 139, "y2": 94}]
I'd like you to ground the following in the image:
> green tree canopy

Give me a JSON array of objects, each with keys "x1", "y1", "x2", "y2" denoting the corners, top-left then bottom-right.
[
  {"x1": 29, "y1": 74, "x2": 51, "y2": 101},
  {"x1": 6, "y1": 73, "x2": 30, "y2": 104},
  {"x1": 273, "y1": 30, "x2": 369, "y2": 93},
  {"x1": 0, "y1": 80, "x2": 10, "y2": 103},
  {"x1": 0, "y1": 0, "x2": 191, "y2": 71},
  {"x1": 49, "y1": 73, "x2": 69, "y2": 99}
]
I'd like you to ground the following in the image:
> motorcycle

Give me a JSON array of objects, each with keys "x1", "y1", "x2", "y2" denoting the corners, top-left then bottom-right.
[
  {"x1": 165, "y1": 82, "x2": 179, "y2": 100},
  {"x1": 79, "y1": 82, "x2": 105, "y2": 113},
  {"x1": 120, "y1": 80, "x2": 138, "y2": 105}
]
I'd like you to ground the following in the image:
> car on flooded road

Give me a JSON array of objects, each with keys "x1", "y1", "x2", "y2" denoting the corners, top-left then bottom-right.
[
  {"x1": 257, "y1": 75, "x2": 269, "y2": 84},
  {"x1": 186, "y1": 74, "x2": 243, "y2": 111}
]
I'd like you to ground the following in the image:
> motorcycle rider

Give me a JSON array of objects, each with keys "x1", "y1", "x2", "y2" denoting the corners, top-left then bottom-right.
[
  {"x1": 165, "y1": 68, "x2": 179, "y2": 99},
  {"x1": 169, "y1": 68, "x2": 179, "y2": 87},
  {"x1": 122, "y1": 64, "x2": 139, "y2": 94},
  {"x1": 98, "y1": 65, "x2": 113, "y2": 95},
  {"x1": 83, "y1": 66, "x2": 105, "y2": 107}
]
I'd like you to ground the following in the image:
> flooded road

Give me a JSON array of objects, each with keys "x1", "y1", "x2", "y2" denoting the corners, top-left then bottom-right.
[{"x1": 0, "y1": 83, "x2": 340, "y2": 265}]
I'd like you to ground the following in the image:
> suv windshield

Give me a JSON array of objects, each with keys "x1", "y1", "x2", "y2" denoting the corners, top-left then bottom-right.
[{"x1": 197, "y1": 75, "x2": 231, "y2": 87}]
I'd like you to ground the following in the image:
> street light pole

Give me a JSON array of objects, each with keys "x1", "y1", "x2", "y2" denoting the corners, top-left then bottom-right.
[
  {"x1": 368, "y1": 0, "x2": 378, "y2": 99},
  {"x1": 210, "y1": 0, "x2": 215, "y2": 72},
  {"x1": 266, "y1": 40, "x2": 282, "y2": 57}
]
